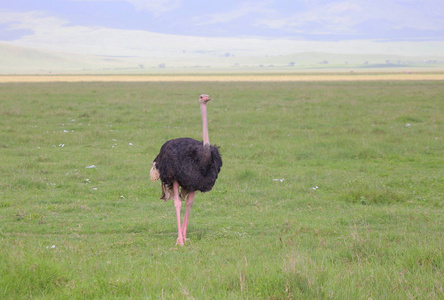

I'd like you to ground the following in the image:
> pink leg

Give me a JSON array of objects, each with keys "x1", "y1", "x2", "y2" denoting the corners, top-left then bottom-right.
[
  {"x1": 173, "y1": 181, "x2": 184, "y2": 246},
  {"x1": 181, "y1": 191, "x2": 195, "y2": 241}
]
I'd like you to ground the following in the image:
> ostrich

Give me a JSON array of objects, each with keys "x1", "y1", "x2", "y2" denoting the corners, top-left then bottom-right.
[{"x1": 150, "y1": 94, "x2": 222, "y2": 246}]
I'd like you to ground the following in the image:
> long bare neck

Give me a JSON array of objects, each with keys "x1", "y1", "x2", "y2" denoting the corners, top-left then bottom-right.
[{"x1": 200, "y1": 101, "x2": 210, "y2": 147}]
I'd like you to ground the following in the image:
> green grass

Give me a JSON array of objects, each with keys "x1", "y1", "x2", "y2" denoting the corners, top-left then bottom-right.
[{"x1": 0, "y1": 80, "x2": 443, "y2": 299}]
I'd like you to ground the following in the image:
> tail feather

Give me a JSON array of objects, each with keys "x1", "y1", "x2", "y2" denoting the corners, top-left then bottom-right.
[{"x1": 150, "y1": 162, "x2": 160, "y2": 182}]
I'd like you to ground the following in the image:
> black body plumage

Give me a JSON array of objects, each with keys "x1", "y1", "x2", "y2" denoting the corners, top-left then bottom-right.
[{"x1": 153, "y1": 137, "x2": 222, "y2": 196}]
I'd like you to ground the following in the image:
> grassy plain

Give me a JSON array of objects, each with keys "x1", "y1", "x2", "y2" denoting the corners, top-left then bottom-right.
[
  {"x1": 0, "y1": 78, "x2": 443, "y2": 299},
  {"x1": 1, "y1": 72, "x2": 444, "y2": 83}
]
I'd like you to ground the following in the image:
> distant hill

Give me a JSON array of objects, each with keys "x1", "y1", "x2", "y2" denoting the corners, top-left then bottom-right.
[
  {"x1": 241, "y1": 52, "x2": 444, "y2": 68},
  {"x1": 1, "y1": 43, "x2": 443, "y2": 74},
  {"x1": 0, "y1": 43, "x2": 136, "y2": 74}
]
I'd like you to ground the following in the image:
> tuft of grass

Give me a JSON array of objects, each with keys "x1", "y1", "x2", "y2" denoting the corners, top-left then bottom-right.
[{"x1": 342, "y1": 181, "x2": 406, "y2": 205}]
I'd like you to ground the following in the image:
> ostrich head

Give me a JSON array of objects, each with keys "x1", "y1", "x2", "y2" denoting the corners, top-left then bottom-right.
[{"x1": 199, "y1": 94, "x2": 211, "y2": 103}]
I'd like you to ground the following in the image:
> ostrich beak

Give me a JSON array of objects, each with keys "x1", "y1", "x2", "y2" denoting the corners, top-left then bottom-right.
[{"x1": 199, "y1": 94, "x2": 211, "y2": 103}]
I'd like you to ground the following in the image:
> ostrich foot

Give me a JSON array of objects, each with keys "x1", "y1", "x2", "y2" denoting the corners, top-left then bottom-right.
[
  {"x1": 176, "y1": 234, "x2": 189, "y2": 245},
  {"x1": 175, "y1": 237, "x2": 185, "y2": 246},
  {"x1": 182, "y1": 234, "x2": 189, "y2": 243}
]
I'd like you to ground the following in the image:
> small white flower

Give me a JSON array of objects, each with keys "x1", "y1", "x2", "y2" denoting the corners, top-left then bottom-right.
[
  {"x1": 129, "y1": 143, "x2": 133, "y2": 146},
  {"x1": 405, "y1": 123, "x2": 412, "y2": 127},
  {"x1": 92, "y1": 188, "x2": 98, "y2": 191},
  {"x1": 85, "y1": 165, "x2": 96, "y2": 169},
  {"x1": 85, "y1": 179, "x2": 91, "y2": 183},
  {"x1": 59, "y1": 144, "x2": 65, "y2": 147},
  {"x1": 63, "y1": 130, "x2": 69, "y2": 133},
  {"x1": 120, "y1": 195, "x2": 125, "y2": 199}
]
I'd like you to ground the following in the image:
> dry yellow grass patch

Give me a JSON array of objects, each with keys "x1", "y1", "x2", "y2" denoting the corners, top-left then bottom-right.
[{"x1": 1, "y1": 73, "x2": 443, "y2": 82}]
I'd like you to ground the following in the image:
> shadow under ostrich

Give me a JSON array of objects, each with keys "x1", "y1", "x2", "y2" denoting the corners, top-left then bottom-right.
[{"x1": 150, "y1": 94, "x2": 222, "y2": 246}]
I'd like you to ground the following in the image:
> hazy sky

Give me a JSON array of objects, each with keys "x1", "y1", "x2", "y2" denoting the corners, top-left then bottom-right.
[{"x1": 1, "y1": 0, "x2": 443, "y2": 56}]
